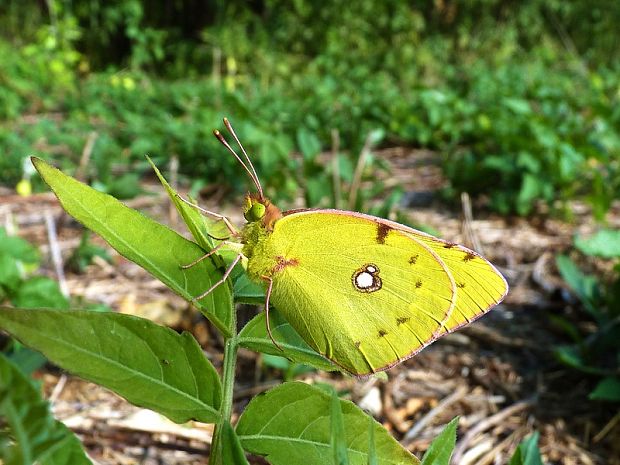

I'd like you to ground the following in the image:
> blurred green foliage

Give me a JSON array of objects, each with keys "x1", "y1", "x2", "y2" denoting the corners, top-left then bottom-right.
[
  {"x1": 0, "y1": 228, "x2": 68, "y2": 309},
  {"x1": 0, "y1": 226, "x2": 68, "y2": 376},
  {"x1": 555, "y1": 229, "x2": 620, "y2": 402},
  {"x1": 1, "y1": 0, "x2": 619, "y2": 216}
]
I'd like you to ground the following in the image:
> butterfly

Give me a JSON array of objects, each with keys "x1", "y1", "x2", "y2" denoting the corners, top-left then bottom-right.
[{"x1": 190, "y1": 118, "x2": 508, "y2": 376}]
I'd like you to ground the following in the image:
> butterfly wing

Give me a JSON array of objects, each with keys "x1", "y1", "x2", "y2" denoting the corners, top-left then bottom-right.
[
  {"x1": 405, "y1": 230, "x2": 509, "y2": 334},
  {"x1": 255, "y1": 209, "x2": 506, "y2": 376}
]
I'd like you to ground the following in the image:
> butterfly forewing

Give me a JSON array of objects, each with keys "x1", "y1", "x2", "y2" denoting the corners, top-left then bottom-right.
[{"x1": 259, "y1": 210, "x2": 461, "y2": 375}]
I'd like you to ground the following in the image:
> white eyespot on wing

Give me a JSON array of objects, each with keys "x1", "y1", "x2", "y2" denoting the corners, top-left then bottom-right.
[
  {"x1": 356, "y1": 272, "x2": 374, "y2": 289},
  {"x1": 352, "y1": 263, "x2": 382, "y2": 293}
]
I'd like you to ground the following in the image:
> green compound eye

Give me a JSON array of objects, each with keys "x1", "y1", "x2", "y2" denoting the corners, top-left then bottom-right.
[{"x1": 244, "y1": 201, "x2": 266, "y2": 221}]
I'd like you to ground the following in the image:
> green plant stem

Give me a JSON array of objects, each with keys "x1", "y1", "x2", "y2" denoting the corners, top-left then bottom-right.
[{"x1": 209, "y1": 334, "x2": 239, "y2": 464}]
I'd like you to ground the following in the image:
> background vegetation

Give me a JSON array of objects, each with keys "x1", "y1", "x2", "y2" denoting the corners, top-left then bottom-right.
[{"x1": 1, "y1": 0, "x2": 619, "y2": 217}]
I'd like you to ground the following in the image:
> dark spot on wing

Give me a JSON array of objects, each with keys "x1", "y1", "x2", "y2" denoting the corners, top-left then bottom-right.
[
  {"x1": 354, "y1": 341, "x2": 361, "y2": 348},
  {"x1": 396, "y1": 317, "x2": 410, "y2": 325},
  {"x1": 415, "y1": 279, "x2": 422, "y2": 288},
  {"x1": 271, "y1": 256, "x2": 300, "y2": 274},
  {"x1": 378, "y1": 329, "x2": 387, "y2": 338},
  {"x1": 443, "y1": 242, "x2": 456, "y2": 249},
  {"x1": 457, "y1": 282, "x2": 466, "y2": 288},
  {"x1": 463, "y1": 252, "x2": 476, "y2": 262},
  {"x1": 376, "y1": 223, "x2": 392, "y2": 244},
  {"x1": 409, "y1": 254, "x2": 419, "y2": 265}
]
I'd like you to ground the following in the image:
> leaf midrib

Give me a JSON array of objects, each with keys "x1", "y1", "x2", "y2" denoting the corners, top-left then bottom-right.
[
  {"x1": 4, "y1": 316, "x2": 219, "y2": 419},
  {"x1": 239, "y1": 434, "x2": 409, "y2": 465}
]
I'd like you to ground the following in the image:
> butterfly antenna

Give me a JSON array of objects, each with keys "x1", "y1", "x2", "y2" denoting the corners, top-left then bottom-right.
[
  {"x1": 213, "y1": 129, "x2": 263, "y2": 198},
  {"x1": 223, "y1": 117, "x2": 264, "y2": 199}
]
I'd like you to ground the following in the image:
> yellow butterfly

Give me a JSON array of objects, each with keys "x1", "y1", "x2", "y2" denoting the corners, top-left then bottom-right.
[{"x1": 193, "y1": 118, "x2": 508, "y2": 376}]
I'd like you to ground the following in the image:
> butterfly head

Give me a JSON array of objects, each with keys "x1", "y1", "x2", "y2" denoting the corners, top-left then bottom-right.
[{"x1": 243, "y1": 193, "x2": 282, "y2": 231}]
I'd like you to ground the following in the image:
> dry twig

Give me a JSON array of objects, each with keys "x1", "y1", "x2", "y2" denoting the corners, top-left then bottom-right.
[{"x1": 451, "y1": 398, "x2": 534, "y2": 464}]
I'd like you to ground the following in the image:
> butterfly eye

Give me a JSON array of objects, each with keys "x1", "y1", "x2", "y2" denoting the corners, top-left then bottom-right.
[{"x1": 244, "y1": 201, "x2": 266, "y2": 222}]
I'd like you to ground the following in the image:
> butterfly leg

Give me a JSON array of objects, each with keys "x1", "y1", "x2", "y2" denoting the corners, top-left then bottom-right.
[
  {"x1": 190, "y1": 253, "x2": 242, "y2": 302},
  {"x1": 262, "y1": 275, "x2": 284, "y2": 352},
  {"x1": 175, "y1": 194, "x2": 240, "y2": 237},
  {"x1": 181, "y1": 242, "x2": 227, "y2": 269}
]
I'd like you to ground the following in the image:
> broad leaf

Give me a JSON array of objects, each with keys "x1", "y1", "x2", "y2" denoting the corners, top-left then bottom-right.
[
  {"x1": 0, "y1": 308, "x2": 221, "y2": 424},
  {"x1": 32, "y1": 157, "x2": 234, "y2": 336},
  {"x1": 0, "y1": 354, "x2": 91, "y2": 465},
  {"x1": 367, "y1": 415, "x2": 378, "y2": 465},
  {"x1": 221, "y1": 421, "x2": 251, "y2": 465},
  {"x1": 8, "y1": 347, "x2": 47, "y2": 376},
  {"x1": 555, "y1": 255, "x2": 600, "y2": 318},
  {"x1": 233, "y1": 273, "x2": 265, "y2": 304},
  {"x1": 0, "y1": 228, "x2": 40, "y2": 264},
  {"x1": 147, "y1": 156, "x2": 218, "y2": 251},
  {"x1": 589, "y1": 377, "x2": 620, "y2": 401},
  {"x1": 238, "y1": 310, "x2": 337, "y2": 372},
  {"x1": 40, "y1": 423, "x2": 92, "y2": 465},
  {"x1": 420, "y1": 417, "x2": 458, "y2": 465},
  {"x1": 13, "y1": 277, "x2": 68, "y2": 309},
  {"x1": 575, "y1": 229, "x2": 620, "y2": 259},
  {"x1": 236, "y1": 381, "x2": 419, "y2": 465},
  {"x1": 331, "y1": 389, "x2": 349, "y2": 465},
  {"x1": 508, "y1": 432, "x2": 544, "y2": 465}
]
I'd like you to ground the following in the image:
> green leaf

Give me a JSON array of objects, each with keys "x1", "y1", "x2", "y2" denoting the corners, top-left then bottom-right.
[
  {"x1": 420, "y1": 417, "x2": 458, "y2": 465},
  {"x1": 32, "y1": 157, "x2": 234, "y2": 337},
  {"x1": 238, "y1": 309, "x2": 338, "y2": 373},
  {"x1": 261, "y1": 353, "x2": 292, "y2": 370},
  {"x1": 7, "y1": 347, "x2": 47, "y2": 376},
  {"x1": 508, "y1": 432, "x2": 544, "y2": 465},
  {"x1": 0, "y1": 354, "x2": 92, "y2": 465},
  {"x1": 12, "y1": 277, "x2": 68, "y2": 309},
  {"x1": 503, "y1": 98, "x2": 531, "y2": 115},
  {"x1": 555, "y1": 255, "x2": 600, "y2": 317},
  {"x1": 516, "y1": 174, "x2": 540, "y2": 215},
  {"x1": 331, "y1": 389, "x2": 349, "y2": 465},
  {"x1": 0, "y1": 307, "x2": 221, "y2": 424},
  {"x1": 233, "y1": 273, "x2": 265, "y2": 304},
  {"x1": 0, "y1": 228, "x2": 40, "y2": 264},
  {"x1": 553, "y1": 345, "x2": 608, "y2": 375},
  {"x1": 589, "y1": 377, "x2": 620, "y2": 401},
  {"x1": 40, "y1": 422, "x2": 92, "y2": 465},
  {"x1": 0, "y1": 253, "x2": 21, "y2": 290},
  {"x1": 297, "y1": 127, "x2": 322, "y2": 161},
  {"x1": 367, "y1": 415, "x2": 378, "y2": 465},
  {"x1": 221, "y1": 421, "x2": 251, "y2": 465},
  {"x1": 575, "y1": 229, "x2": 620, "y2": 259},
  {"x1": 147, "y1": 156, "x2": 219, "y2": 251},
  {"x1": 236, "y1": 381, "x2": 420, "y2": 465}
]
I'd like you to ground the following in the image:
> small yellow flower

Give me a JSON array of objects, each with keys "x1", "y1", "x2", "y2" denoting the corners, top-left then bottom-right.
[
  {"x1": 123, "y1": 76, "x2": 136, "y2": 91},
  {"x1": 16, "y1": 179, "x2": 32, "y2": 197}
]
